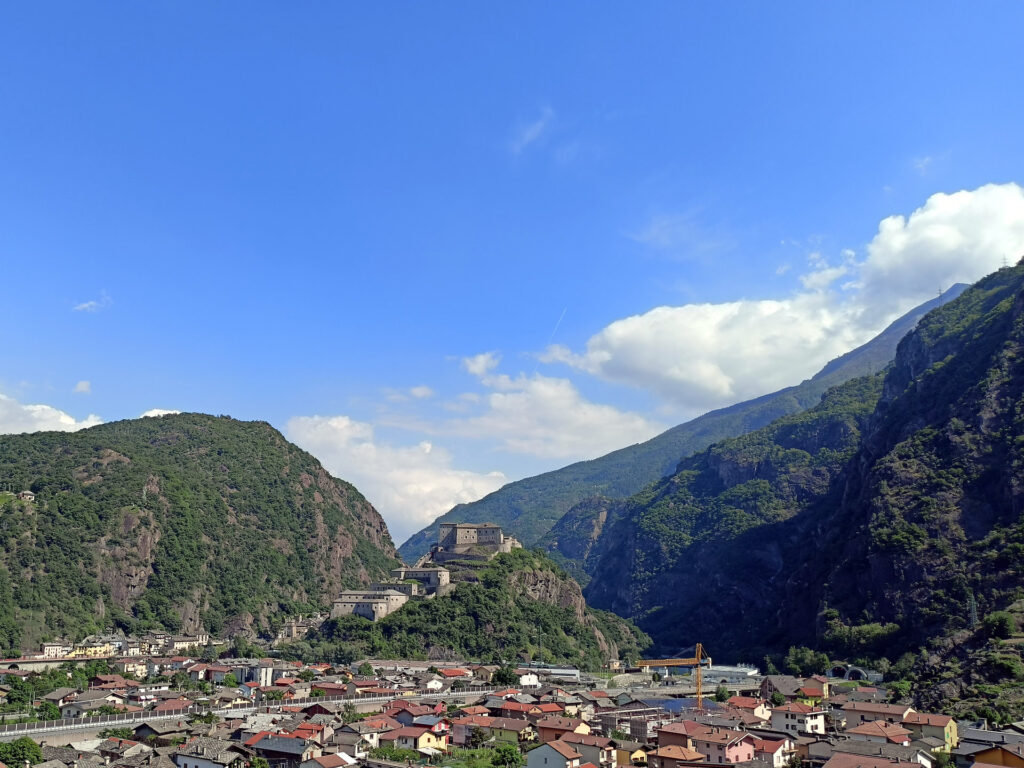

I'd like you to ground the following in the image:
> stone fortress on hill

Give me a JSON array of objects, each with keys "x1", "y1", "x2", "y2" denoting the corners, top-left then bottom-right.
[
  {"x1": 330, "y1": 522, "x2": 520, "y2": 622},
  {"x1": 430, "y1": 521, "x2": 521, "y2": 563}
]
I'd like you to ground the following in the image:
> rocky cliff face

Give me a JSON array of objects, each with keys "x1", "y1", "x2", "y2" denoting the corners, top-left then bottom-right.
[
  {"x1": 819, "y1": 266, "x2": 1024, "y2": 649},
  {"x1": 0, "y1": 413, "x2": 399, "y2": 650}
]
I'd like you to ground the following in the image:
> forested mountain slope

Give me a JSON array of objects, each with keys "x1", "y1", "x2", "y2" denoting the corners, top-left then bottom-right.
[
  {"x1": 582, "y1": 374, "x2": 884, "y2": 650},
  {"x1": 400, "y1": 286, "x2": 966, "y2": 563},
  {"x1": 0, "y1": 413, "x2": 399, "y2": 652},
  {"x1": 579, "y1": 263, "x2": 1024, "y2": 720}
]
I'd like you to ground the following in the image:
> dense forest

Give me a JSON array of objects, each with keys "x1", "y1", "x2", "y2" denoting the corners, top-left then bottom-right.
[{"x1": 0, "y1": 413, "x2": 398, "y2": 651}]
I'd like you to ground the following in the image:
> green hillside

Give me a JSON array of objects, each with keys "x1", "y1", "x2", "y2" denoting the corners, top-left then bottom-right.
[
  {"x1": 0, "y1": 413, "x2": 399, "y2": 652},
  {"x1": 399, "y1": 286, "x2": 966, "y2": 563}
]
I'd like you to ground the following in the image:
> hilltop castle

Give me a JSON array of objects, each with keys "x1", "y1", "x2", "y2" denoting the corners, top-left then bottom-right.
[
  {"x1": 331, "y1": 522, "x2": 519, "y2": 620},
  {"x1": 430, "y1": 522, "x2": 521, "y2": 563}
]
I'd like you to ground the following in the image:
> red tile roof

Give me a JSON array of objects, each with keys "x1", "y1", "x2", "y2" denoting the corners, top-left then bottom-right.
[{"x1": 548, "y1": 741, "x2": 583, "y2": 761}]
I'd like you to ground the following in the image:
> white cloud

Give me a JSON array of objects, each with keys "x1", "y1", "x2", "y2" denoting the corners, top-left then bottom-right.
[
  {"x1": 450, "y1": 362, "x2": 665, "y2": 459},
  {"x1": 286, "y1": 415, "x2": 507, "y2": 544},
  {"x1": 73, "y1": 380, "x2": 91, "y2": 394},
  {"x1": 546, "y1": 183, "x2": 1024, "y2": 412},
  {"x1": 409, "y1": 385, "x2": 435, "y2": 400},
  {"x1": 0, "y1": 393, "x2": 102, "y2": 434},
  {"x1": 543, "y1": 293, "x2": 859, "y2": 411},
  {"x1": 510, "y1": 107, "x2": 554, "y2": 154},
  {"x1": 858, "y1": 182, "x2": 1024, "y2": 318},
  {"x1": 462, "y1": 351, "x2": 501, "y2": 377},
  {"x1": 140, "y1": 409, "x2": 181, "y2": 418},
  {"x1": 73, "y1": 291, "x2": 112, "y2": 312}
]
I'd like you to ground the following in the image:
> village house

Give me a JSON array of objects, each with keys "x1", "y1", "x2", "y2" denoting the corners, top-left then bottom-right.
[
  {"x1": 751, "y1": 737, "x2": 794, "y2": 768},
  {"x1": 248, "y1": 734, "x2": 320, "y2": 768},
  {"x1": 760, "y1": 676, "x2": 804, "y2": 703},
  {"x1": 299, "y1": 754, "x2": 356, "y2": 768},
  {"x1": 901, "y1": 712, "x2": 958, "y2": 751},
  {"x1": 378, "y1": 725, "x2": 448, "y2": 753},
  {"x1": 966, "y1": 742, "x2": 1024, "y2": 768},
  {"x1": 537, "y1": 716, "x2": 591, "y2": 743},
  {"x1": 822, "y1": 754, "x2": 921, "y2": 768},
  {"x1": 98, "y1": 738, "x2": 151, "y2": 761},
  {"x1": 807, "y1": 740, "x2": 935, "y2": 768},
  {"x1": 648, "y1": 745, "x2": 706, "y2": 768},
  {"x1": 59, "y1": 689, "x2": 128, "y2": 717},
  {"x1": 452, "y1": 715, "x2": 497, "y2": 746},
  {"x1": 687, "y1": 725, "x2": 757, "y2": 765},
  {"x1": 491, "y1": 718, "x2": 536, "y2": 744},
  {"x1": 770, "y1": 702, "x2": 827, "y2": 735},
  {"x1": 726, "y1": 697, "x2": 770, "y2": 722},
  {"x1": 527, "y1": 741, "x2": 584, "y2": 768},
  {"x1": 133, "y1": 720, "x2": 191, "y2": 747},
  {"x1": 847, "y1": 721, "x2": 913, "y2": 746},
  {"x1": 173, "y1": 738, "x2": 247, "y2": 768},
  {"x1": 611, "y1": 739, "x2": 648, "y2": 768},
  {"x1": 842, "y1": 702, "x2": 914, "y2": 728},
  {"x1": 658, "y1": 721, "x2": 706, "y2": 750},
  {"x1": 41, "y1": 639, "x2": 72, "y2": 658},
  {"x1": 558, "y1": 733, "x2": 617, "y2": 768}
]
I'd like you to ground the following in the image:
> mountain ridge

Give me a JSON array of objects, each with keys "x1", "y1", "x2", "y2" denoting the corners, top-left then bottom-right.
[{"x1": 402, "y1": 285, "x2": 967, "y2": 564}]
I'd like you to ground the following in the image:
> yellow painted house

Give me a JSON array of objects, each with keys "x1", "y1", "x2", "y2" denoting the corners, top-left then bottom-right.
[
  {"x1": 901, "y1": 712, "x2": 958, "y2": 751},
  {"x1": 68, "y1": 642, "x2": 115, "y2": 658},
  {"x1": 614, "y1": 741, "x2": 648, "y2": 766},
  {"x1": 380, "y1": 727, "x2": 448, "y2": 752}
]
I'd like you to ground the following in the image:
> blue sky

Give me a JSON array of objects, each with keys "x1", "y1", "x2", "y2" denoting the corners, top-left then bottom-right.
[{"x1": 4, "y1": 2, "x2": 1024, "y2": 542}]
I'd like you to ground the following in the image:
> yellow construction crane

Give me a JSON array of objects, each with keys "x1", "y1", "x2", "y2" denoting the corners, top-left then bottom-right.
[{"x1": 636, "y1": 643, "x2": 712, "y2": 710}]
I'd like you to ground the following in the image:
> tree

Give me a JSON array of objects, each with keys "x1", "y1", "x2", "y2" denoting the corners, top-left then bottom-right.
[
  {"x1": 492, "y1": 666, "x2": 519, "y2": 686},
  {"x1": 298, "y1": 669, "x2": 315, "y2": 682},
  {"x1": 982, "y1": 611, "x2": 1017, "y2": 639},
  {"x1": 714, "y1": 685, "x2": 730, "y2": 703},
  {"x1": 223, "y1": 673, "x2": 239, "y2": 688},
  {"x1": 770, "y1": 692, "x2": 786, "y2": 707},
  {"x1": 357, "y1": 662, "x2": 374, "y2": 677},
  {"x1": 342, "y1": 703, "x2": 360, "y2": 723},
  {"x1": 100, "y1": 727, "x2": 135, "y2": 739},
  {"x1": 491, "y1": 743, "x2": 524, "y2": 768},
  {"x1": 468, "y1": 727, "x2": 489, "y2": 749},
  {"x1": 0, "y1": 737, "x2": 44, "y2": 766},
  {"x1": 252, "y1": 758, "x2": 271, "y2": 768},
  {"x1": 36, "y1": 701, "x2": 61, "y2": 721}
]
